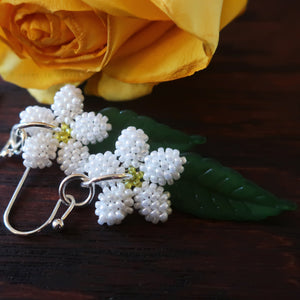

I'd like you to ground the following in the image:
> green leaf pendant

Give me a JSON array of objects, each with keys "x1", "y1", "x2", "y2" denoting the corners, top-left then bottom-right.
[
  {"x1": 91, "y1": 108, "x2": 297, "y2": 221},
  {"x1": 167, "y1": 153, "x2": 296, "y2": 221}
]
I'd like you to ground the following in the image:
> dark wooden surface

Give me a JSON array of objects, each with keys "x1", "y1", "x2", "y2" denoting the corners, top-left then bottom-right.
[{"x1": 0, "y1": 1, "x2": 299, "y2": 299}]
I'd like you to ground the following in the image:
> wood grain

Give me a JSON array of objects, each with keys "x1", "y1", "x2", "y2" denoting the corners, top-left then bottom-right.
[{"x1": 0, "y1": 1, "x2": 299, "y2": 299}]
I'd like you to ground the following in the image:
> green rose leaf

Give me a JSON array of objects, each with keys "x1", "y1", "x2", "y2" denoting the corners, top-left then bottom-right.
[
  {"x1": 167, "y1": 153, "x2": 297, "y2": 221},
  {"x1": 89, "y1": 107, "x2": 206, "y2": 153}
]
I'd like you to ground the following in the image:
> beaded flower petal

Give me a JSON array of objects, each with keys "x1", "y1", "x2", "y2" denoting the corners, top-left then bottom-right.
[
  {"x1": 22, "y1": 132, "x2": 59, "y2": 169},
  {"x1": 51, "y1": 84, "x2": 84, "y2": 125},
  {"x1": 84, "y1": 151, "x2": 126, "y2": 188},
  {"x1": 134, "y1": 182, "x2": 172, "y2": 224},
  {"x1": 19, "y1": 106, "x2": 58, "y2": 136},
  {"x1": 141, "y1": 148, "x2": 187, "y2": 186},
  {"x1": 84, "y1": 126, "x2": 186, "y2": 225},
  {"x1": 115, "y1": 126, "x2": 149, "y2": 168},
  {"x1": 57, "y1": 139, "x2": 90, "y2": 175},
  {"x1": 95, "y1": 183, "x2": 134, "y2": 226},
  {"x1": 19, "y1": 84, "x2": 111, "y2": 174},
  {"x1": 71, "y1": 112, "x2": 112, "y2": 145}
]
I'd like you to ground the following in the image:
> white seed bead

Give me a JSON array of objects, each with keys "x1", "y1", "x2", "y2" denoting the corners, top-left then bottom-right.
[
  {"x1": 115, "y1": 126, "x2": 149, "y2": 168},
  {"x1": 134, "y1": 181, "x2": 172, "y2": 224},
  {"x1": 51, "y1": 84, "x2": 84, "y2": 125},
  {"x1": 84, "y1": 151, "x2": 125, "y2": 188},
  {"x1": 57, "y1": 139, "x2": 89, "y2": 175},
  {"x1": 70, "y1": 112, "x2": 112, "y2": 145},
  {"x1": 22, "y1": 132, "x2": 58, "y2": 169},
  {"x1": 95, "y1": 183, "x2": 134, "y2": 226},
  {"x1": 19, "y1": 106, "x2": 58, "y2": 136},
  {"x1": 140, "y1": 147, "x2": 186, "y2": 186}
]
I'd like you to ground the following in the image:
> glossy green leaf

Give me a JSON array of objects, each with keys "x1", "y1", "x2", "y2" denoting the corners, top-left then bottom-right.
[
  {"x1": 167, "y1": 153, "x2": 297, "y2": 221},
  {"x1": 89, "y1": 107, "x2": 205, "y2": 153}
]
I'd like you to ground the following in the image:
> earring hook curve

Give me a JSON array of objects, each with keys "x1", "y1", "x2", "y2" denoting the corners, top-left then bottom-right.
[{"x1": 3, "y1": 167, "x2": 76, "y2": 236}]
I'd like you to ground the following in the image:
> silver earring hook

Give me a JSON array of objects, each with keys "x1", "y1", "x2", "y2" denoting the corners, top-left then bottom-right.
[
  {"x1": 3, "y1": 166, "x2": 78, "y2": 235},
  {"x1": 1, "y1": 121, "x2": 76, "y2": 235}
]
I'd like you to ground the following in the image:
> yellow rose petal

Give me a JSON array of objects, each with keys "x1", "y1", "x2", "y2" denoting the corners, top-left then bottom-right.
[
  {"x1": 107, "y1": 18, "x2": 174, "y2": 60},
  {"x1": 220, "y1": 0, "x2": 248, "y2": 29},
  {"x1": 150, "y1": 0, "x2": 248, "y2": 36},
  {"x1": 82, "y1": 0, "x2": 169, "y2": 20},
  {"x1": 0, "y1": 43, "x2": 92, "y2": 89},
  {"x1": 151, "y1": 0, "x2": 222, "y2": 47},
  {"x1": 1, "y1": 0, "x2": 91, "y2": 12},
  {"x1": 85, "y1": 72, "x2": 155, "y2": 101},
  {"x1": 104, "y1": 15, "x2": 149, "y2": 64},
  {"x1": 104, "y1": 25, "x2": 211, "y2": 83}
]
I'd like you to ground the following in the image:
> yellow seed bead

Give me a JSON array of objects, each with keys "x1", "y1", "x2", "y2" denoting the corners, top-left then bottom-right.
[
  {"x1": 133, "y1": 179, "x2": 140, "y2": 186},
  {"x1": 55, "y1": 123, "x2": 72, "y2": 143},
  {"x1": 128, "y1": 167, "x2": 135, "y2": 174},
  {"x1": 125, "y1": 182, "x2": 132, "y2": 189},
  {"x1": 124, "y1": 167, "x2": 144, "y2": 189}
]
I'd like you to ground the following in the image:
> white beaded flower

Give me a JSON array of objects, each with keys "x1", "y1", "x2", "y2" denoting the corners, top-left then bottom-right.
[
  {"x1": 85, "y1": 126, "x2": 186, "y2": 225},
  {"x1": 19, "y1": 84, "x2": 111, "y2": 174}
]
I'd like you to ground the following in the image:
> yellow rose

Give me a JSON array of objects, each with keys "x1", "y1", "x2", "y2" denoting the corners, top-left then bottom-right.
[{"x1": 0, "y1": 0, "x2": 247, "y2": 103}]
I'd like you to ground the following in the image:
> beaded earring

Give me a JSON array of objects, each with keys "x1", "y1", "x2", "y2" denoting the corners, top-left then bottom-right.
[
  {"x1": 1, "y1": 84, "x2": 296, "y2": 235},
  {"x1": 1, "y1": 85, "x2": 187, "y2": 235}
]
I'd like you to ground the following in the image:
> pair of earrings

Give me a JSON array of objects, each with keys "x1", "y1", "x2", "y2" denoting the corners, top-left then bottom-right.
[{"x1": 0, "y1": 85, "x2": 186, "y2": 236}]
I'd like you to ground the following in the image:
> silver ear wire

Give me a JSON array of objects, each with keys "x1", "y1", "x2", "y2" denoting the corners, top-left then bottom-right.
[
  {"x1": 1, "y1": 121, "x2": 77, "y2": 235},
  {"x1": 3, "y1": 166, "x2": 78, "y2": 235}
]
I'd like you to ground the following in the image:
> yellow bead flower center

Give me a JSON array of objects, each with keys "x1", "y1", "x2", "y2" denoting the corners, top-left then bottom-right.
[
  {"x1": 55, "y1": 123, "x2": 72, "y2": 143},
  {"x1": 125, "y1": 167, "x2": 144, "y2": 189}
]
